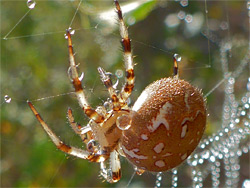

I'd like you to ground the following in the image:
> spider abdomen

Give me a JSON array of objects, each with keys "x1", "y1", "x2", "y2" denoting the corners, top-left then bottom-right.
[{"x1": 121, "y1": 77, "x2": 206, "y2": 172}]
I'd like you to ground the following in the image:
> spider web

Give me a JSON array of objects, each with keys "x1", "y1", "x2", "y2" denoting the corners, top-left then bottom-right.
[{"x1": 1, "y1": 0, "x2": 249, "y2": 187}]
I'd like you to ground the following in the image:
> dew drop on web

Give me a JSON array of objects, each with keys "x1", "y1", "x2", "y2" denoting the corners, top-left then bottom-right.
[
  {"x1": 247, "y1": 1, "x2": 250, "y2": 10},
  {"x1": 70, "y1": 29, "x2": 75, "y2": 35},
  {"x1": 177, "y1": 10, "x2": 186, "y2": 20},
  {"x1": 4, "y1": 95, "x2": 11, "y2": 103},
  {"x1": 27, "y1": 0, "x2": 36, "y2": 9},
  {"x1": 180, "y1": 0, "x2": 189, "y2": 7},
  {"x1": 79, "y1": 72, "x2": 84, "y2": 81},
  {"x1": 115, "y1": 69, "x2": 123, "y2": 78},
  {"x1": 173, "y1": 53, "x2": 182, "y2": 62},
  {"x1": 185, "y1": 14, "x2": 193, "y2": 23},
  {"x1": 155, "y1": 172, "x2": 163, "y2": 188}
]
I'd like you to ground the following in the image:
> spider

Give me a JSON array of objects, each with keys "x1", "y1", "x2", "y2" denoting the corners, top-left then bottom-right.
[{"x1": 28, "y1": 0, "x2": 206, "y2": 183}]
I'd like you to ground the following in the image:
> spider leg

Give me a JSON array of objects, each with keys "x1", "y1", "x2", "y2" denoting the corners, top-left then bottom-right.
[
  {"x1": 66, "y1": 30, "x2": 104, "y2": 124},
  {"x1": 100, "y1": 150, "x2": 121, "y2": 183},
  {"x1": 114, "y1": 0, "x2": 135, "y2": 103},
  {"x1": 173, "y1": 55, "x2": 179, "y2": 78},
  {"x1": 28, "y1": 101, "x2": 109, "y2": 162},
  {"x1": 67, "y1": 107, "x2": 92, "y2": 143},
  {"x1": 98, "y1": 67, "x2": 121, "y2": 111}
]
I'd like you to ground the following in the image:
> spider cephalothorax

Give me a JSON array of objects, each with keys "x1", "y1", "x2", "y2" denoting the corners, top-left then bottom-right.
[{"x1": 28, "y1": 0, "x2": 206, "y2": 183}]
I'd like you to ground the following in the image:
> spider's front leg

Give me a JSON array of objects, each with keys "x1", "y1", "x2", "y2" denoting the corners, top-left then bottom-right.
[
  {"x1": 114, "y1": 0, "x2": 135, "y2": 103},
  {"x1": 28, "y1": 101, "x2": 109, "y2": 163},
  {"x1": 66, "y1": 30, "x2": 105, "y2": 124}
]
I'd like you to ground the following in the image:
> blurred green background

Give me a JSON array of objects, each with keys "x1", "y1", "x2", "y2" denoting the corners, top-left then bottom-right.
[{"x1": 1, "y1": 0, "x2": 249, "y2": 187}]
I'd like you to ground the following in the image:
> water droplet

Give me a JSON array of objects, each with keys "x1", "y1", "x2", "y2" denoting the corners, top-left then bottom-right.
[
  {"x1": 202, "y1": 151, "x2": 210, "y2": 159},
  {"x1": 237, "y1": 150, "x2": 242, "y2": 156},
  {"x1": 127, "y1": 16, "x2": 136, "y2": 25},
  {"x1": 192, "y1": 160, "x2": 198, "y2": 166},
  {"x1": 228, "y1": 77, "x2": 235, "y2": 84},
  {"x1": 178, "y1": 10, "x2": 186, "y2": 20},
  {"x1": 198, "y1": 159, "x2": 204, "y2": 164},
  {"x1": 70, "y1": 29, "x2": 75, "y2": 35},
  {"x1": 155, "y1": 172, "x2": 162, "y2": 187},
  {"x1": 235, "y1": 118, "x2": 240, "y2": 123},
  {"x1": 96, "y1": 106, "x2": 106, "y2": 116},
  {"x1": 180, "y1": 0, "x2": 188, "y2": 7},
  {"x1": 224, "y1": 128, "x2": 229, "y2": 133},
  {"x1": 244, "y1": 104, "x2": 249, "y2": 109},
  {"x1": 79, "y1": 72, "x2": 84, "y2": 81},
  {"x1": 200, "y1": 143, "x2": 205, "y2": 149},
  {"x1": 126, "y1": 97, "x2": 131, "y2": 105},
  {"x1": 220, "y1": 21, "x2": 229, "y2": 30},
  {"x1": 27, "y1": 0, "x2": 36, "y2": 9},
  {"x1": 135, "y1": 167, "x2": 145, "y2": 176},
  {"x1": 247, "y1": 1, "x2": 250, "y2": 10},
  {"x1": 116, "y1": 114, "x2": 131, "y2": 130},
  {"x1": 247, "y1": 81, "x2": 250, "y2": 91},
  {"x1": 4, "y1": 95, "x2": 11, "y2": 103},
  {"x1": 104, "y1": 100, "x2": 112, "y2": 111},
  {"x1": 241, "y1": 110, "x2": 246, "y2": 116},
  {"x1": 209, "y1": 155, "x2": 216, "y2": 162},
  {"x1": 173, "y1": 53, "x2": 182, "y2": 62},
  {"x1": 185, "y1": 14, "x2": 193, "y2": 23},
  {"x1": 115, "y1": 69, "x2": 123, "y2": 78},
  {"x1": 194, "y1": 176, "x2": 198, "y2": 182}
]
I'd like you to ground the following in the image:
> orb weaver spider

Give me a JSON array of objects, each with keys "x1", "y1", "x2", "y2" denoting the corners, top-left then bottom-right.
[{"x1": 28, "y1": 0, "x2": 206, "y2": 183}]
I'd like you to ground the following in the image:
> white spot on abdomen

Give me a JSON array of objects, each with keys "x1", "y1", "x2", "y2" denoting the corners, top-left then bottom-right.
[
  {"x1": 153, "y1": 143, "x2": 165, "y2": 154},
  {"x1": 155, "y1": 160, "x2": 166, "y2": 168},
  {"x1": 181, "y1": 124, "x2": 188, "y2": 138},
  {"x1": 162, "y1": 152, "x2": 173, "y2": 157},
  {"x1": 132, "y1": 148, "x2": 140, "y2": 152},
  {"x1": 148, "y1": 102, "x2": 172, "y2": 132},
  {"x1": 122, "y1": 146, "x2": 148, "y2": 160},
  {"x1": 141, "y1": 134, "x2": 148, "y2": 140}
]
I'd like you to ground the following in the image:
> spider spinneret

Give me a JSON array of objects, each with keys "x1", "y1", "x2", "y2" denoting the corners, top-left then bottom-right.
[{"x1": 28, "y1": 0, "x2": 206, "y2": 183}]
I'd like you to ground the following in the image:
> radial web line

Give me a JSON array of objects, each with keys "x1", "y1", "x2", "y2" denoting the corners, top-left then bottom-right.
[{"x1": 3, "y1": 9, "x2": 31, "y2": 40}]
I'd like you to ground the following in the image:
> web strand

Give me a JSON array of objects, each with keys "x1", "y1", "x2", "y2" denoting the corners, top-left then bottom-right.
[{"x1": 3, "y1": 9, "x2": 31, "y2": 40}]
